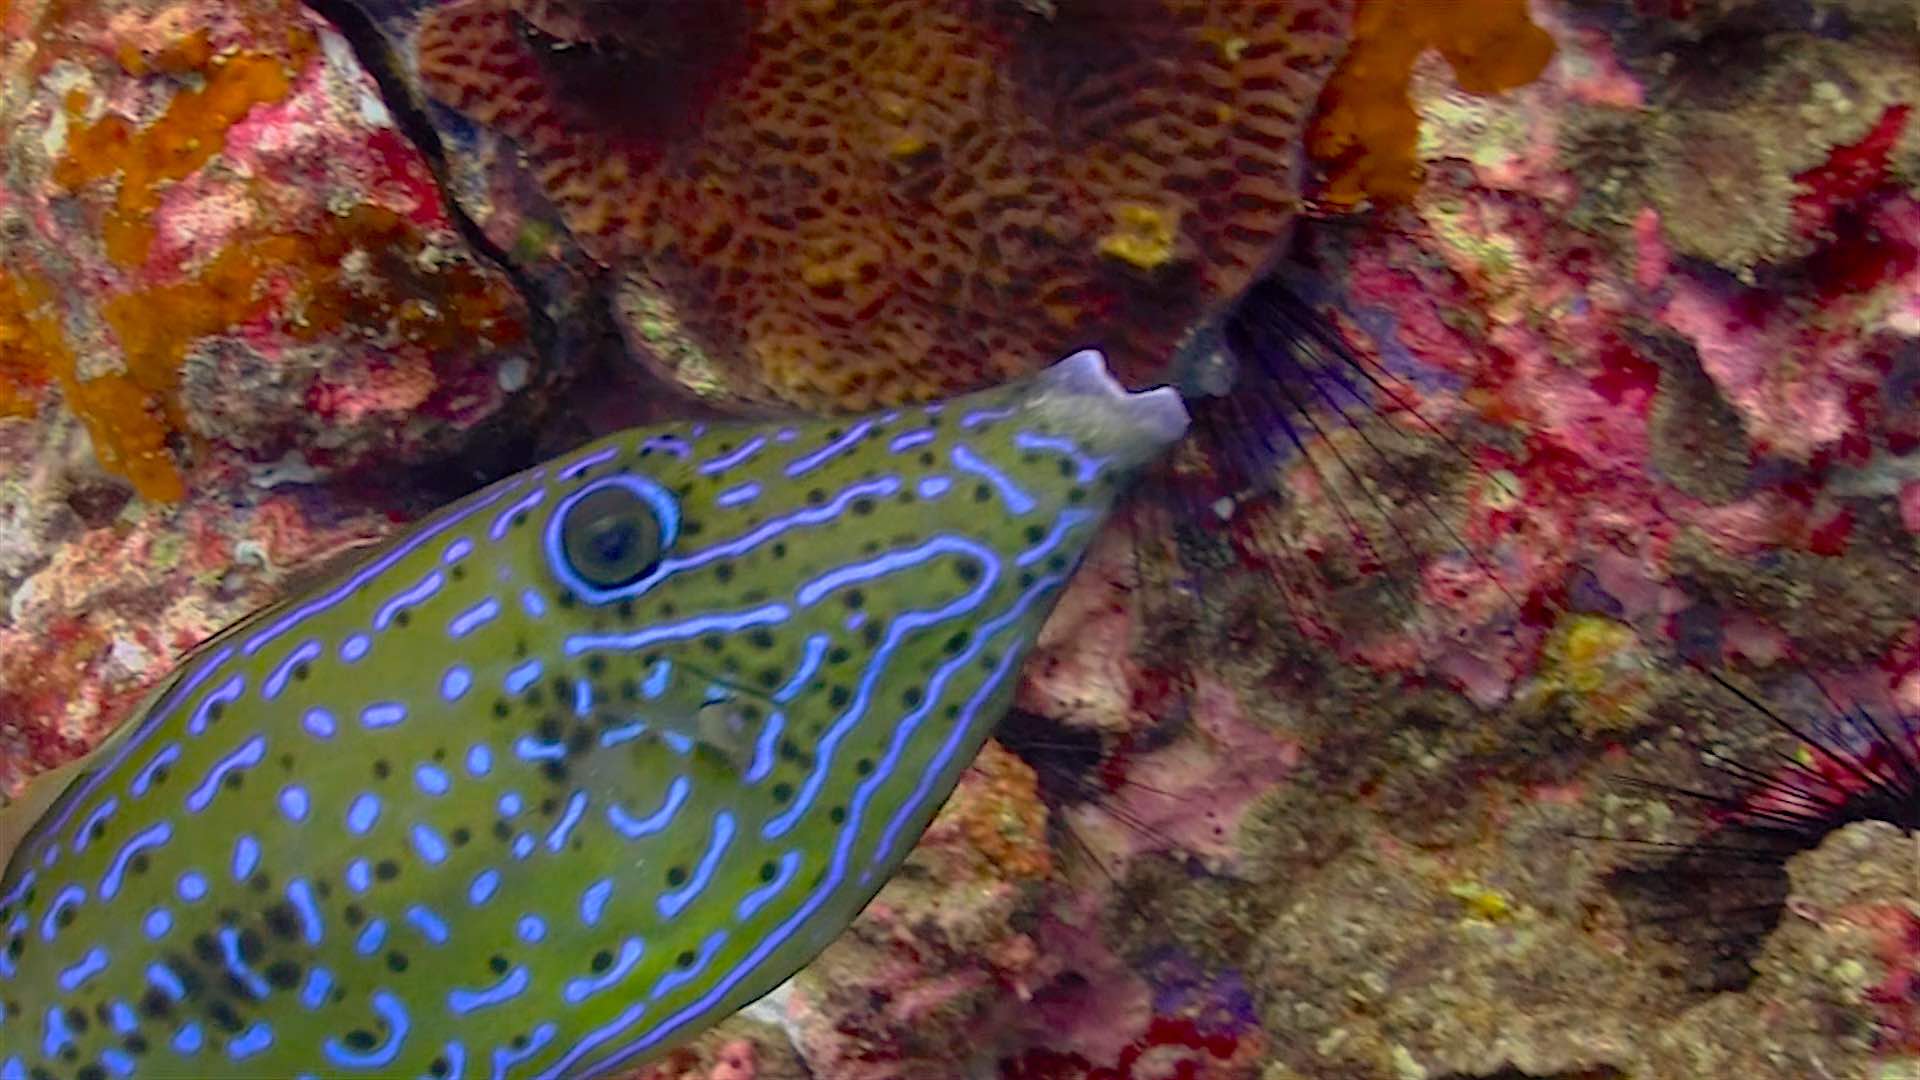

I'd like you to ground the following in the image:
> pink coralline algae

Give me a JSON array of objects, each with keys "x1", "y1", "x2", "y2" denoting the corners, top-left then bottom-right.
[
  {"x1": 0, "y1": 0, "x2": 546, "y2": 790},
  {"x1": 0, "y1": 0, "x2": 1917, "y2": 1077}
]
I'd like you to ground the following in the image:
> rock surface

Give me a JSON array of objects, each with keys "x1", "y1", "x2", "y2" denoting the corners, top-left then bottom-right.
[{"x1": 2, "y1": 1, "x2": 1917, "y2": 1077}]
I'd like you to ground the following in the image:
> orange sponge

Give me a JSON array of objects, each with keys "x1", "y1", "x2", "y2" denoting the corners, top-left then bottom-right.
[
  {"x1": 418, "y1": 0, "x2": 1352, "y2": 409},
  {"x1": 1308, "y1": 0, "x2": 1555, "y2": 207}
]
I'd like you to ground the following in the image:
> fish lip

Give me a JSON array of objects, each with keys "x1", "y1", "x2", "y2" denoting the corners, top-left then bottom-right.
[{"x1": 1035, "y1": 349, "x2": 1191, "y2": 448}]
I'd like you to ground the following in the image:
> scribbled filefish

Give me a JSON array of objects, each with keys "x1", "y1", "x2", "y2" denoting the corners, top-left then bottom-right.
[{"x1": 0, "y1": 350, "x2": 1187, "y2": 1078}]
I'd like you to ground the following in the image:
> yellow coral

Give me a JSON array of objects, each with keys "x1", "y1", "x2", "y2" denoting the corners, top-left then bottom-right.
[
  {"x1": 1536, "y1": 613, "x2": 1651, "y2": 736},
  {"x1": 1, "y1": 269, "x2": 187, "y2": 500},
  {"x1": 55, "y1": 31, "x2": 313, "y2": 268},
  {"x1": 1097, "y1": 203, "x2": 1182, "y2": 273},
  {"x1": 1448, "y1": 881, "x2": 1513, "y2": 922},
  {"x1": 1308, "y1": 0, "x2": 1554, "y2": 207}
]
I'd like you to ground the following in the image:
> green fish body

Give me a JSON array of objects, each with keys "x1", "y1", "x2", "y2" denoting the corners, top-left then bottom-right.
[{"x1": 0, "y1": 351, "x2": 1187, "y2": 1078}]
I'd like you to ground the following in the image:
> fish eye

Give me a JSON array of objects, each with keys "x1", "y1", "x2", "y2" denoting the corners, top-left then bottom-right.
[{"x1": 545, "y1": 474, "x2": 680, "y2": 600}]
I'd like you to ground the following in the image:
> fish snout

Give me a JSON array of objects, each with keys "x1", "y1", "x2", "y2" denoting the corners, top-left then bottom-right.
[{"x1": 1024, "y1": 349, "x2": 1190, "y2": 472}]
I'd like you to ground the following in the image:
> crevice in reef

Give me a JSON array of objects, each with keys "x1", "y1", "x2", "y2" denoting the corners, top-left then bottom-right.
[
  {"x1": 296, "y1": 0, "x2": 563, "y2": 371},
  {"x1": 1602, "y1": 853, "x2": 1785, "y2": 995}
]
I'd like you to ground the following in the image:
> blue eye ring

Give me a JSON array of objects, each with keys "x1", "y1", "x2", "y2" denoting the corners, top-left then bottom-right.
[{"x1": 543, "y1": 474, "x2": 680, "y2": 604}]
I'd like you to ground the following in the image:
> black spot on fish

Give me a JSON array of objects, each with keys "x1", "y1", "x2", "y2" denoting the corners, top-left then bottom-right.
[
  {"x1": 266, "y1": 961, "x2": 302, "y2": 989},
  {"x1": 972, "y1": 484, "x2": 991, "y2": 503},
  {"x1": 675, "y1": 950, "x2": 695, "y2": 968},
  {"x1": 590, "y1": 950, "x2": 612, "y2": 972},
  {"x1": 451, "y1": 827, "x2": 472, "y2": 847},
  {"x1": 758, "y1": 861, "x2": 778, "y2": 882},
  {"x1": 395, "y1": 610, "x2": 412, "y2": 628},
  {"x1": 386, "y1": 951, "x2": 409, "y2": 973},
  {"x1": 829, "y1": 806, "x2": 846, "y2": 824},
  {"x1": 493, "y1": 698, "x2": 512, "y2": 718},
  {"x1": 489, "y1": 954, "x2": 509, "y2": 974},
  {"x1": 375, "y1": 861, "x2": 399, "y2": 882},
  {"x1": 902, "y1": 688, "x2": 923, "y2": 707},
  {"x1": 343, "y1": 1029, "x2": 377, "y2": 1051},
  {"x1": 851, "y1": 498, "x2": 875, "y2": 515},
  {"x1": 265, "y1": 905, "x2": 299, "y2": 941},
  {"x1": 828, "y1": 686, "x2": 851, "y2": 708},
  {"x1": 715, "y1": 562, "x2": 734, "y2": 583},
  {"x1": 344, "y1": 905, "x2": 366, "y2": 928},
  {"x1": 76, "y1": 1064, "x2": 104, "y2": 1080},
  {"x1": 856, "y1": 758, "x2": 874, "y2": 775},
  {"x1": 373, "y1": 760, "x2": 392, "y2": 780},
  {"x1": 844, "y1": 590, "x2": 864, "y2": 610},
  {"x1": 666, "y1": 866, "x2": 687, "y2": 886},
  {"x1": 208, "y1": 1000, "x2": 243, "y2": 1033},
  {"x1": 828, "y1": 646, "x2": 851, "y2": 665},
  {"x1": 771, "y1": 782, "x2": 793, "y2": 803}
]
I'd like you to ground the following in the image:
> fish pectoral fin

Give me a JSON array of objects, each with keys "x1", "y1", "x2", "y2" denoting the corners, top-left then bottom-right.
[{"x1": 693, "y1": 698, "x2": 760, "y2": 775}]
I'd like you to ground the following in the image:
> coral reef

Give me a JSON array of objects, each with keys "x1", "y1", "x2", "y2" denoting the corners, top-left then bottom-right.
[
  {"x1": 1306, "y1": 0, "x2": 1555, "y2": 207},
  {"x1": 0, "y1": 0, "x2": 547, "y2": 786},
  {"x1": 409, "y1": 0, "x2": 1352, "y2": 409},
  {"x1": 0, "y1": 0, "x2": 1917, "y2": 1077},
  {"x1": 0, "y1": 0, "x2": 537, "y2": 501}
]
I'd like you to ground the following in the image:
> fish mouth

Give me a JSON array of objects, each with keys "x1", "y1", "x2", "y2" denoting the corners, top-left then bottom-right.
[{"x1": 1027, "y1": 349, "x2": 1191, "y2": 465}]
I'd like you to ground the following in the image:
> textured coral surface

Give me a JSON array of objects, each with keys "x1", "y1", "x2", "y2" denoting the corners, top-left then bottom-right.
[
  {"x1": 413, "y1": 0, "x2": 1351, "y2": 409},
  {"x1": 1306, "y1": 0, "x2": 1555, "y2": 207},
  {"x1": 3, "y1": 0, "x2": 1919, "y2": 1077},
  {"x1": 0, "y1": 0, "x2": 536, "y2": 501},
  {"x1": 0, "y1": 0, "x2": 546, "y2": 789}
]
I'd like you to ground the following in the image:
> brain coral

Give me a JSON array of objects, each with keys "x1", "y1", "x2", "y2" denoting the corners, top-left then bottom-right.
[{"x1": 417, "y1": 0, "x2": 1352, "y2": 409}]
